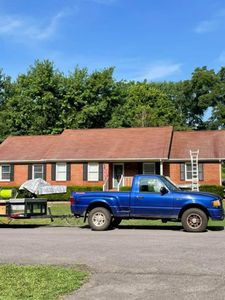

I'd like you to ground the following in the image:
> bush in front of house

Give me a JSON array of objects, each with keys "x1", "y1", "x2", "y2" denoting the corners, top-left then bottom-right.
[
  {"x1": 120, "y1": 186, "x2": 131, "y2": 191},
  {"x1": 0, "y1": 185, "x2": 103, "y2": 201},
  {"x1": 199, "y1": 185, "x2": 224, "y2": 199}
]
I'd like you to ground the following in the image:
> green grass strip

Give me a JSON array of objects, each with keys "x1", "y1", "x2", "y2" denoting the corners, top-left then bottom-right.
[{"x1": 0, "y1": 264, "x2": 88, "y2": 300}]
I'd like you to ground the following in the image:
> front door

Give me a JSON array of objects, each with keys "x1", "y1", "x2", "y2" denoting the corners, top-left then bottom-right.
[
  {"x1": 113, "y1": 163, "x2": 124, "y2": 188},
  {"x1": 130, "y1": 176, "x2": 174, "y2": 217}
]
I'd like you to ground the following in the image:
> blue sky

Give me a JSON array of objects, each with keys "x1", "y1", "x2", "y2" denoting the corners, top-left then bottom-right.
[{"x1": 0, "y1": 0, "x2": 225, "y2": 81}]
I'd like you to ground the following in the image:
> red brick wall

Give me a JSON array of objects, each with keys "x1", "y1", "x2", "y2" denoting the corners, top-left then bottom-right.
[
  {"x1": 0, "y1": 161, "x2": 221, "y2": 187},
  {"x1": 0, "y1": 164, "x2": 28, "y2": 186},
  {"x1": 169, "y1": 162, "x2": 221, "y2": 185},
  {"x1": 0, "y1": 163, "x2": 104, "y2": 187}
]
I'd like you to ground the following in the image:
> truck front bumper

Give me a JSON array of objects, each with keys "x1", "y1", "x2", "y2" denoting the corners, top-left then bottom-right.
[{"x1": 208, "y1": 208, "x2": 224, "y2": 220}]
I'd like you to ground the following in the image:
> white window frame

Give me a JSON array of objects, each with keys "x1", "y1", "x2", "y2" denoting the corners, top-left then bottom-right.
[
  {"x1": 0, "y1": 164, "x2": 11, "y2": 181},
  {"x1": 88, "y1": 163, "x2": 99, "y2": 181},
  {"x1": 185, "y1": 163, "x2": 192, "y2": 181},
  {"x1": 32, "y1": 164, "x2": 44, "y2": 179},
  {"x1": 143, "y1": 163, "x2": 155, "y2": 175},
  {"x1": 56, "y1": 163, "x2": 67, "y2": 181}
]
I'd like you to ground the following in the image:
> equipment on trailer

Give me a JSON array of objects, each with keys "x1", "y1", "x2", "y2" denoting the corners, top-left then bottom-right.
[{"x1": 0, "y1": 179, "x2": 70, "y2": 220}]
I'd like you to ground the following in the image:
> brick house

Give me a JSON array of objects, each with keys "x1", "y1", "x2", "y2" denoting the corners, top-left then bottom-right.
[{"x1": 0, "y1": 127, "x2": 224, "y2": 188}]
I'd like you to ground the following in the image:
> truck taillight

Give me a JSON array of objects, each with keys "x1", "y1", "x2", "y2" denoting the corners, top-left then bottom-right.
[{"x1": 70, "y1": 196, "x2": 75, "y2": 205}]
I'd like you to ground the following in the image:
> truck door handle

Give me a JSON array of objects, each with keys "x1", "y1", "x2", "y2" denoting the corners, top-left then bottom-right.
[{"x1": 136, "y1": 196, "x2": 144, "y2": 199}]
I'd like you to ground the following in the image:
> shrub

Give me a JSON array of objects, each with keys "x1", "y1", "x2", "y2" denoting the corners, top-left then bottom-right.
[
  {"x1": 0, "y1": 185, "x2": 103, "y2": 201},
  {"x1": 199, "y1": 185, "x2": 224, "y2": 199},
  {"x1": 120, "y1": 186, "x2": 131, "y2": 191}
]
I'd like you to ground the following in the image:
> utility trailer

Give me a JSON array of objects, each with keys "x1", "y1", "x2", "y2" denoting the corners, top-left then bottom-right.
[{"x1": 0, "y1": 178, "x2": 73, "y2": 221}]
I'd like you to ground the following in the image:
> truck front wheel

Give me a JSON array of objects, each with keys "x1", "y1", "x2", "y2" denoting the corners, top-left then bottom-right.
[
  {"x1": 111, "y1": 217, "x2": 122, "y2": 228},
  {"x1": 88, "y1": 207, "x2": 111, "y2": 231},
  {"x1": 181, "y1": 208, "x2": 208, "y2": 232}
]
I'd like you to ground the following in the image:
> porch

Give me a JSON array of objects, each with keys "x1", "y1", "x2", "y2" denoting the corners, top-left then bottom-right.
[{"x1": 103, "y1": 161, "x2": 169, "y2": 191}]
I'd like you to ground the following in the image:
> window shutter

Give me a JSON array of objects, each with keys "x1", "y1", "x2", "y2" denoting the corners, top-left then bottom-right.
[
  {"x1": 51, "y1": 163, "x2": 56, "y2": 181},
  {"x1": 67, "y1": 163, "x2": 71, "y2": 181},
  {"x1": 43, "y1": 164, "x2": 46, "y2": 180},
  {"x1": 10, "y1": 164, "x2": 14, "y2": 181},
  {"x1": 138, "y1": 163, "x2": 143, "y2": 174},
  {"x1": 199, "y1": 163, "x2": 204, "y2": 181},
  {"x1": 83, "y1": 163, "x2": 88, "y2": 181},
  {"x1": 155, "y1": 162, "x2": 160, "y2": 175},
  {"x1": 180, "y1": 163, "x2": 185, "y2": 181},
  {"x1": 99, "y1": 163, "x2": 103, "y2": 181},
  {"x1": 28, "y1": 164, "x2": 32, "y2": 180}
]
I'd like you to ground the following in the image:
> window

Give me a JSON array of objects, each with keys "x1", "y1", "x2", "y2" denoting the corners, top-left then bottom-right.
[
  {"x1": 0, "y1": 165, "x2": 11, "y2": 181},
  {"x1": 33, "y1": 164, "x2": 44, "y2": 179},
  {"x1": 143, "y1": 163, "x2": 155, "y2": 175},
  {"x1": 139, "y1": 178, "x2": 164, "y2": 193},
  {"x1": 88, "y1": 163, "x2": 99, "y2": 181},
  {"x1": 185, "y1": 163, "x2": 192, "y2": 180},
  {"x1": 56, "y1": 163, "x2": 67, "y2": 181},
  {"x1": 181, "y1": 163, "x2": 203, "y2": 181}
]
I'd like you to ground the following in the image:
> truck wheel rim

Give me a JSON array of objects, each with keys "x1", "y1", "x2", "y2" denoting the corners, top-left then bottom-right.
[
  {"x1": 92, "y1": 212, "x2": 106, "y2": 227},
  {"x1": 187, "y1": 213, "x2": 202, "y2": 229}
]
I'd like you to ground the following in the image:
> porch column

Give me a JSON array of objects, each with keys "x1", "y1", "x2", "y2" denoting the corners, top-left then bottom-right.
[{"x1": 160, "y1": 160, "x2": 163, "y2": 175}]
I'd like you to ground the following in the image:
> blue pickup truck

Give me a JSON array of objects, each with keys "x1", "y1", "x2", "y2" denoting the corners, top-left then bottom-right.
[{"x1": 70, "y1": 175, "x2": 224, "y2": 232}]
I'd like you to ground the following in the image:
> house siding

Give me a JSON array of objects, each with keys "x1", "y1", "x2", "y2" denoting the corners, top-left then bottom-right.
[
  {"x1": 0, "y1": 163, "x2": 104, "y2": 187},
  {"x1": 169, "y1": 162, "x2": 221, "y2": 185},
  {"x1": 0, "y1": 161, "x2": 221, "y2": 187}
]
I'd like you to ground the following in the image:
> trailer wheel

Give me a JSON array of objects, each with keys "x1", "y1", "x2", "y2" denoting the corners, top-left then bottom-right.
[
  {"x1": 88, "y1": 207, "x2": 111, "y2": 231},
  {"x1": 111, "y1": 217, "x2": 122, "y2": 228},
  {"x1": 181, "y1": 208, "x2": 208, "y2": 232}
]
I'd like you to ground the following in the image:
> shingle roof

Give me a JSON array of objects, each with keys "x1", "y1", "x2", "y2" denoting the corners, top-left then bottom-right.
[
  {"x1": 170, "y1": 130, "x2": 225, "y2": 160},
  {"x1": 1, "y1": 127, "x2": 225, "y2": 163},
  {"x1": 0, "y1": 135, "x2": 58, "y2": 162},
  {"x1": 0, "y1": 127, "x2": 173, "y2": 162},
  {"x1": 45, "y1": 127, "x2": 173, "y2": 161}
]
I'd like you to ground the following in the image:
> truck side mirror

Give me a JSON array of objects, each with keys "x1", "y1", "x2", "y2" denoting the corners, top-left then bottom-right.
[{"x1": 160, "y1": 186, "x2": 168, "y2": 195}]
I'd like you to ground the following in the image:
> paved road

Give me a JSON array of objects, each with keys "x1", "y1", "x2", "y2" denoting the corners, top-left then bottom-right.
[{"x1": 0, "y1": 224, "x2": 225, "y2": 299}]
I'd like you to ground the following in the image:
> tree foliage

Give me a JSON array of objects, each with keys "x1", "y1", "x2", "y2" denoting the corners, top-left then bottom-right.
[{"x1": 1, "y1": 60, "x2": 225, "y2": 141}]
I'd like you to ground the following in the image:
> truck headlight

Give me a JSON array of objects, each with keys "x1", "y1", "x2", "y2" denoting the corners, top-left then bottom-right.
[{"x1": 212, "y1": 200, "x2": 221, "y2": 207}]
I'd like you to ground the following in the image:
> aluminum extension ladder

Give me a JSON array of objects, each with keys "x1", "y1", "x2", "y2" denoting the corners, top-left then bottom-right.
[{"x1": 190, "y1": 150, "x2": 199, "y2": 191}]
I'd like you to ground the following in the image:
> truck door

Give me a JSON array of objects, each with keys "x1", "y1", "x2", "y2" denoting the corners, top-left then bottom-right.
[{"x1": 130, "y1": 177, "x2": 174, "y2": 218}]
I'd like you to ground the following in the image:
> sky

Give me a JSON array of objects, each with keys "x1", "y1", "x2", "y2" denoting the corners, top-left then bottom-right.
[{"x1": 0, "y1": 0, "x2": 225, "y2": 82}]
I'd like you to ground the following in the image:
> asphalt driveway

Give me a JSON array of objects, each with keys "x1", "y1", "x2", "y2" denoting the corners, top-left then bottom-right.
[{"x1": 0, "y1": 224, "x2": 225, "y2": 299}]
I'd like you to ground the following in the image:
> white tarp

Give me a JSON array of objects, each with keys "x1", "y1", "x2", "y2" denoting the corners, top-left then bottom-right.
[{"x1": 19, "y1": 178, "x2": 67, "y2": 195}]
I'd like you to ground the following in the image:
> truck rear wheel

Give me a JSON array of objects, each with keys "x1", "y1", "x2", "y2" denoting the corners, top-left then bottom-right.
[
  {"x1": 88, "y1": 207, "x2": 111, "y2": 231},
  {"x1": 181, "y1": 208, "x2": 208, "y2": 232}
]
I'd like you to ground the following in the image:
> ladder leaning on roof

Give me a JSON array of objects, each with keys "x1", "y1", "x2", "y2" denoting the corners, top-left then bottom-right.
[{"x1": 190, "y1": 150, "x2": 199, "y2": 191}]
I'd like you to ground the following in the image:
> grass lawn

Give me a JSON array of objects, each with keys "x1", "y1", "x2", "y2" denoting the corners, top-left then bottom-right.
[
  {"x1": 0, "y1": 264, "x2": 88, "y2": 300},
  {"x1": 0, "y1": 202, "x2": 224, "y2": 228}
]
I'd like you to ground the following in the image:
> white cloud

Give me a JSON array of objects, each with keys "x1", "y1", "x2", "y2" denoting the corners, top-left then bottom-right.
[
  {"x1": 195, "y1": 20, "x2": 219, "y2": 34},
  {"x1": 0, "y1": 8, "x2": 76, "y2": 42},
  {"x1": 135, "y1": 62, "x2": 182, "y2": 81},
  {"x1": 194, "y1": 10, "x2": 225, "y2": 34}
]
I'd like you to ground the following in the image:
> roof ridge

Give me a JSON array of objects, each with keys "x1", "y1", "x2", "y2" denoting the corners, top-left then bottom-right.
[{"x1": 63, "y1": 126, "x2": 173, "y2": 133}]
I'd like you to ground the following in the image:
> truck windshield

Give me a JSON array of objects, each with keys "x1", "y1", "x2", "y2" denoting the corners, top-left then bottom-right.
[{"x1": 160, "y1": 176, "x2": 180, "y2": 191}]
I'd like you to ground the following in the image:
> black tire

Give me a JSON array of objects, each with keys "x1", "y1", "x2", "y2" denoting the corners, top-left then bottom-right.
[
  {"x1": 88, "y1": 207, "x2": 111, "y2": 231},
  {"x1": 181, "y1": 208, "x2": 208, "y2": 232},
  {"x1": 111, "y1": 217, "x2": 122, "y2": 228}
]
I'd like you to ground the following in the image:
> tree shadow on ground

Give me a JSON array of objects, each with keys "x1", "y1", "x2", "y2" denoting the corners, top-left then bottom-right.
[{"x1": 79, "y1": 224, "x2": 224, "y2": 232}]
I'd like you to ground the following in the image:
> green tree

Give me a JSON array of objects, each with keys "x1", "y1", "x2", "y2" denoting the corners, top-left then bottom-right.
[
  {"x1": 107, "y1": 81, "x2": 184, "y2": 128},
  {"x1": 3, "y1": 60, "x2": 64, "y2": 136}
]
